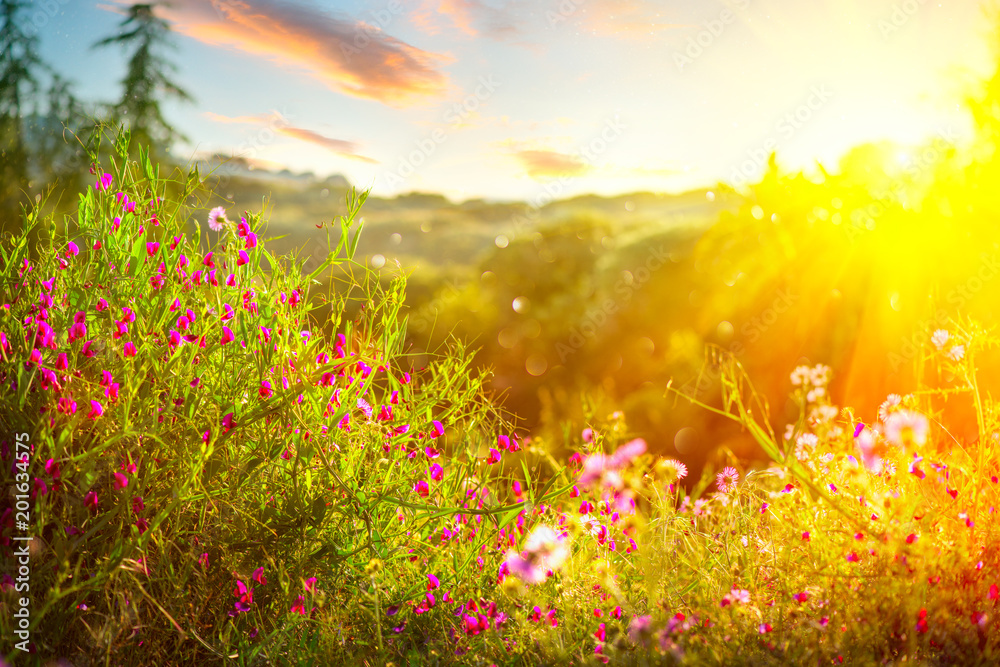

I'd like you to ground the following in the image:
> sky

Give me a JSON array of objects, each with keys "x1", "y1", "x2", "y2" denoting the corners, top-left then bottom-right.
[{"x1": 31, "y1": 0, "x2": 998, "y2": 202}]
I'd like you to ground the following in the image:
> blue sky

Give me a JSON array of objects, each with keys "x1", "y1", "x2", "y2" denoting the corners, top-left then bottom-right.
[{"x1": 32, "y1": 0, "x2": 996, "y2": 201}]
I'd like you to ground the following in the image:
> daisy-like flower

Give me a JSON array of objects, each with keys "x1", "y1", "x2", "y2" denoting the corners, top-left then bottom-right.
[
  {"x1": 790, "y1": 366, "x2": 811, "y2": 387},
  {"x1": 883, "y1": 409, "x2": 929, "y2": 449},
  {"x1": 878, "y1": 394, "x2": 902, "y2": 421},
  {"x1": 504, "y1": 525, "x2": 570, "y2": 584},
  {"x1": 655, "y1": 458, "x2": 688, "y2": 484},
  {"x1": 931, "y1": 329, "x2": 949, "y2": 349},
  {"x1": 208, "y1": 206, "x2": 228, "y2": 232},
  {"x1": 948, "y1": 345, "x2": 965, "y2": 362},
  {"x1": 716, "y1": 466, "x2": 739, "y2": 493}
]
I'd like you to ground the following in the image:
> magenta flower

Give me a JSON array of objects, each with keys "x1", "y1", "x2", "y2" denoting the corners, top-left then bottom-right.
[
  {"x1": 84, "y1": 491, "x2": 98, "y2": 513},
  {"x1": 44, "y1": 459, "x2": 61, "y2": 479},
  {"x1": 237, "y1": 250, "x2": 250, "y2": 267},
  {"x1": 413, "y1": 480, "x2": 429, "y2": 497},
  {"x1": 430, "y1": 420, "x2": 445, "y2": 438},
  {"x1": 429, "y1": 463, "x2": 444, "y2": 481},
  {"x1": 88, "y1": 400, "x2": 104, "y2": 420},
  {"x1": 253, "y1": 567, "x2": 267, "y2": 585},
  {"x1": 123, "y1": 341, "x2": 137, "y2": 357},
  {"x1": 232, "y1": 580, "x2": 254, "y2": 614},
  {"x1": 146, "y1": 241, "x2": 159, "y2": 257},
  {"x1": 199, "y1": 553, "x2": 209, "y2": 569},
  {"x1": 95, "y1": 173, "x2": 113, "y2": 191},
  {"x1": 259, "y1": 380, "x2": 273, "y2": 399},
  {"x1": 221, "y1": 326, "x2": 234, "y2": 345},
  {"x1": 427, "y1": 573, "x2": 440, "y2": 590},
  {"x1": 487, "y1": 448, "x2": 502, "y2": 464},
  {"x1": 304, "y1": 576, "x2": 317, "y2": 593},
  {"x1": 113, "y1": 472, "x2": 128, "y2": 490},
  {"x1": 290, "y1": 594, "x2": 306, "y2": 615}
]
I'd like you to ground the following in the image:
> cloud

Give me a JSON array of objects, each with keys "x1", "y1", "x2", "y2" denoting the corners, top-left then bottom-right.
[
  {"x1": 275, "y1": 126, "x2": 378, "y2": 164},
  {"x1": 557, "y1": 0, "x2": 685, "y2": 37},
  {"x1": 514, "y1": 149, "x2": 589, "y2": 178},
  {"x1": 203, "y1": 110, "x2": 377, "y2": 163},
  {"x1": 102, "y1": 0, "x2": 451, "y2": 107},
  {"x1": 413, "y1": 0, "x2": 526, "y2": 41}
]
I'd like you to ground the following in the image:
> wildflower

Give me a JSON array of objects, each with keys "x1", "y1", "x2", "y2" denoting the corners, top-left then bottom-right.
[
  {"x1": 290, "y1": 594, "x2": 306, "y2": 615},
  {"x1": 429, "y1": 463, "x2": 444, "y2": 481},
  {"x1": 88, "y1": 400, "x2": 104, "y2": 419},
  {"x1": 414, "y1": 480, "x2": 429, "y2": 497},
  {"x1": 199, "y1": 553, "x2": 209, "y2": 569},
  {"x1": 259, "y1": 380, "x2": 273, "y2": 399},
  {"x1": 878, "y1": 394, "x2": 902, "y2": 420},
  {"x1": 655, "y1": 458, "x2": 688, "y2": 483},
  {"x1": 113, "y1": 472, "x2": 128, "y2": 490},
  {"x1": 304, "y1": 576, "x2": 317, "y2": 593},
  {"x1": 593, "y1": 622, "x2": 606, "y2": 642},
  {"x1": 207, "y1": 206, "x2": 227, "y2": 232},
  {"x1": 793, "y1": 591, "x2": 809, "y2": 603},
  {"x1": 487, "y1": 448, "x2": 502, "y2": 464},
  {"x1": 759, "y1": 623, "x2": 773, "y2": 634},
  {"x1": 253, "y1": 567, "x2": 267, "y2": 585},
  {"x1": 948, "y1": 345, "x2": 965, "y2": 361},
  {"x1": 931, "y1": 329, "x2": 949, "y2": 348},
  {"x1": 84, "y1": 491, "x2": 98, "y2": 513},
  {"x1": 504, "y1": 525, "x2": 569, "y2": 583},
  {"x1": 716, "y1": 466, "x2": 739, "y2": 493},
  {"x1": 884, "y1": 410, "x2": 929, "y2": 448},
  {"x1": 916, "y1": 608, "x2": 928, "y2": 633},
  {"x1": 237, "y1": 250, "x2": 250, "y2": 266},
  {"x1": 430, "y1": 420, "x2": 445, "y2": 438},
  {"x1": 582, "y1": 427, "x2": 595, "y2": 443}
]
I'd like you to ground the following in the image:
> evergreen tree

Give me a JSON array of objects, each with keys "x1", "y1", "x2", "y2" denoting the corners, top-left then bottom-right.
[
  {"x1": 0, "y1": 0, "x2": 43, "y2": 231},
  {"x1": 92, "y1": 2, "x2": 193, "y2": 158}
]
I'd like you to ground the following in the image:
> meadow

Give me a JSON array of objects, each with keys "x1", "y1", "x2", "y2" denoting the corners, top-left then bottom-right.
[{"x1": 3, "y1": 114, "x2": 1000, "y2": 667}]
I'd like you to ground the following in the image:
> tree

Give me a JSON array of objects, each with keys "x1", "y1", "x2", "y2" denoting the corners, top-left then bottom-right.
[
  {"x1": 0, "y1": 0, "x2": 43, "y2": 231},
  {"x1": 92, "y1": 2, "x2": 193, "y2": 158}
]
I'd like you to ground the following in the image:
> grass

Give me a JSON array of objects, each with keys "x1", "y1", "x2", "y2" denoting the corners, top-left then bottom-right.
[{"x1": 2, "y1": 126, "x2": 1000, "y2": 666}]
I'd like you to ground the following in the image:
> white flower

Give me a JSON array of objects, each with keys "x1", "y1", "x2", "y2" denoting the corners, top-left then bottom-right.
[
  {"x1": 790, "y1": 366, "x2": 811, "y2": 387},
  {"x1": 948, "y1": 345, "x2": 965, "y2": 361},
  {"x1": 931, "y1": 329, "x2": 949, "y2": 349},
  {"x1": 883, "y1": 410, "x2": 929, "y2": 448},
  {"x1": 878, "y1": 394, "x2": 902, "y2": 421}
]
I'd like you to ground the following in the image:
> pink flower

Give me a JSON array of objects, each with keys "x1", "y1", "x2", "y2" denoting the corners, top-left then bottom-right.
[
  {"x1": 427, "y1": 574, "x2": 440, "y2": 590},
  {"x1": 84, "y1": 491, "x2": 98, "y2": 513},
  {"x1": 221, "y1": 326, "x2": 234, "y2": 345},
  {"x1": 259, "y1": 380, "x2": 273, "y2": 399},
  {"x1": 123, "y1": 341, "x2": 137, "y2": 357},
  {"x1": 430, "y1": 420, "x2": 445, "y2": 438},
  {"x1": 113, "y1": 472, "x2": 128, "y2": 490},
  {"x1": 146, "y1": 241, "x2": 159, "y2": 257},
  {"x1": 413, "y1": 480, "x2": 429, "y2": 497},
  {"x1": 207, "y1": 206, "x2": 227, "y2": 232},
  {"x1": 88, "y1": 400, "x2": 104, "y2": 419},
  {"x1": 253, "y1": 567, "x2": 267, "y2": 585},
  {"x1": 199, "y1": 553, "x2": 209, "y2": 569},
  {"x1": 716, "y1": 466, "x2": 739, "y2": 493},
  {"x1": 487, "y1": 448, "x2": 501, "y2": 464},
  {"x1": 290, "y1": 595, "x2": 306, "y2": 615},
  {"x1": 304, "y1": 576, "x2": 317, "y2": 593},
  {"x1": 429, "y1": 463, "x2": 444, "y2": 481},
  {"x1": 237, "y1": 250, "x2": 250, "y2": 267}
]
